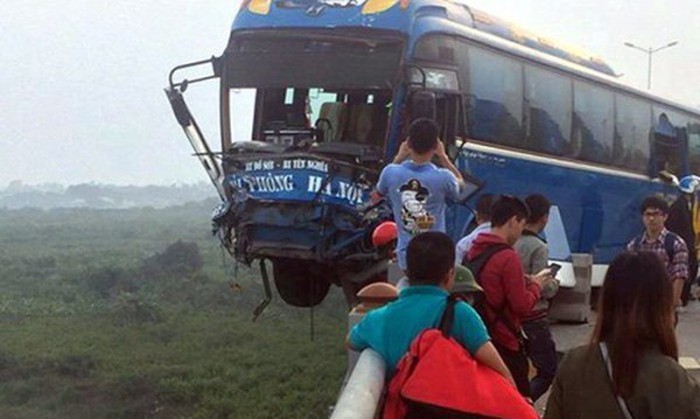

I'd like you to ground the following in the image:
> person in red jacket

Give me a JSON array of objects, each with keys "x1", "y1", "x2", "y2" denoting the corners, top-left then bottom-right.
[{"x1": 467, "y1": 195, "x2": 550, "y2": 399}]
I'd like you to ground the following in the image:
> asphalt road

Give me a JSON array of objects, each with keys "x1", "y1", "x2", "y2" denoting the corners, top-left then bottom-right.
[
  {"x1": 535, "y1": 298, "x2": 700, "y2": 414},
  {"x1": 551, "y1": 298, "x2": 700, "y2": 376}
]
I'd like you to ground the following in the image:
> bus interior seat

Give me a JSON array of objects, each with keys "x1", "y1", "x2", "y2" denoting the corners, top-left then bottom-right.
[
  {"x1": 317, "y1": 102, "x2": 348, "y2": 142},
  {"x1": 344, "y1": 104, "x2": 389, "y2": 145}
]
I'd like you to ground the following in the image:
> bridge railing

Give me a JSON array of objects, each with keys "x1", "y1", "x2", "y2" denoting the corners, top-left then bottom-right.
[{"x1": 330, "y1": 349, "x2": 386, "y2": 419}]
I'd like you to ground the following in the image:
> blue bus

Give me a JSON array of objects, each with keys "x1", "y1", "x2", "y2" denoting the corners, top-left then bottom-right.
[{"x1": 166, "y1": 0, "x2": 700, "y2": 308}]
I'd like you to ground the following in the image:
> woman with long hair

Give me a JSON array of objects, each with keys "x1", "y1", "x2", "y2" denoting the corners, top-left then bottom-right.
[{"x1": 545, "y1": 251, "x2": 700, "y2": 418}]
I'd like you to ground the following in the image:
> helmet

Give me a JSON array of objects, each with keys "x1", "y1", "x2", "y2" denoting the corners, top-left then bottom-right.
[
  {"x1": 678, "y1": 175, "x2": 700, "y2": 194},
  {"x1": 372, "y1": 221, "x2": 398, "y2": 247}
]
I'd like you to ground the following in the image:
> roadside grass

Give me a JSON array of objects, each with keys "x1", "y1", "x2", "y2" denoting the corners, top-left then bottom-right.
[{"x1": 0, "y1": 203, "x2": 349, "y2": 418}]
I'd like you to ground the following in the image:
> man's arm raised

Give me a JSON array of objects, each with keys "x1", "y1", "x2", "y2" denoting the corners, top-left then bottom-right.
[
  {"x1": 392, "y1": 140, "x2": 411, "y2": 164},
  {"x1": 435, "y1": 140, "x2": 464, "y2": 184}
]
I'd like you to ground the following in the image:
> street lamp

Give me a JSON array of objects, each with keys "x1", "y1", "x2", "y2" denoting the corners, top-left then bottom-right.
[{"x1": 624, "y1": 40, "x2": 679, "y2": 90}]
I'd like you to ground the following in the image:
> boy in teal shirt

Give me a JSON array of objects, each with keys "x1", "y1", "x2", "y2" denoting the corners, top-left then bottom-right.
[{"x1": 347, "y1": 232, "x2": 514, "y2": 385}]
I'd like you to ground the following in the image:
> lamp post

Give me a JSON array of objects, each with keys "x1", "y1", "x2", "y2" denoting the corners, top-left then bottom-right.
[{"x1": 624, "y1": 41, "x2": 678, "y2": 90}]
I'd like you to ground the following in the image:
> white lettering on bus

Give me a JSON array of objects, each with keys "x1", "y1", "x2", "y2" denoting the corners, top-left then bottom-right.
[
  {"x1": 307, "y1": 175, "x2": 333, "y2": 195},
  {"x1": 336, "y1": 181, "x2": 364, "y2": 205},
  {"x1": 307, "y1": 176, "x2": 365, "y2": 204},
  {"x1": 240, "y1": 174, "x2": 294, "y2": 193}
]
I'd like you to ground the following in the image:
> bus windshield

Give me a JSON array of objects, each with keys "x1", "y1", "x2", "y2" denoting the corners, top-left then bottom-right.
[
  {"x1": 230, "y1": 87, "x2": 392, "y2": 146},
  {"x1": 225, "y1": 33, "x2": 403, "y2": 90},
  {"x1": 225, "y1": 33, "x2": 402, "y2": 151}
]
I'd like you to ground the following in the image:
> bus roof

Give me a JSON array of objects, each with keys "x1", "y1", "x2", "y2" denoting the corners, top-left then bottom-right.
[{"x1": 232, "y1": 0, "x2": 616, "y2": 76}]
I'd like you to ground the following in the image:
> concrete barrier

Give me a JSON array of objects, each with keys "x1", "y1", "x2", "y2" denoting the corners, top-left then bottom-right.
[
  {"x1": 331, "y1": 349, "x2": 386, "y2": 419},
  {"x1": 549, "y1": 253, "x2": 592, "y2": 323}
]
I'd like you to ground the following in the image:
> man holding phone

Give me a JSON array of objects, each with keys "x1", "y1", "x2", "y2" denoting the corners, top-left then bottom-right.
[
  {"x1": 514, "y1": 194, "x2": 559, "y2": 402},
  {"x1": 467, "y1": 195, "x2": 550, "y2": 399}
]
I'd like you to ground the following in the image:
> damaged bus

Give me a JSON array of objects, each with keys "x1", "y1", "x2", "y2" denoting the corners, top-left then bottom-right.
[{"x1": 166, "y1": 0, "x2": 700, "y2": 310}]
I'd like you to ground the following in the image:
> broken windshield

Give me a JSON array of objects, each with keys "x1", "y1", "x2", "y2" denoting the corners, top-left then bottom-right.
[
  {"x1": 224, "y1": 32, "x2": 402, "y2": 162},
  {"x1": 224, "y1": 32, "x2": 403, "y2": 90},
  {"x1": 230, "y1": 87, "x2": 392, "y2": 147}
]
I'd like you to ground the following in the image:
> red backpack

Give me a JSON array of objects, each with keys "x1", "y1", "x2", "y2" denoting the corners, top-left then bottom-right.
[{"x1": 383, "y1": 296, "x2": 538, "y2": 419}]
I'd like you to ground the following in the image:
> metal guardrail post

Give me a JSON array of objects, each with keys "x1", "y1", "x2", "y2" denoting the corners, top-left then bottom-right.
[{"x1": 331, "y1": 349, "x2": 386, "y2": 419}]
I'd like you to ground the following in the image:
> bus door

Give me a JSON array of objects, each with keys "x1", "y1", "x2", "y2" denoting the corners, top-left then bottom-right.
[
  {"x1": 406, "y1": 86, "x2": 481, "y2": 239},
  {"x1": 406, "y1": 88, "x2": 465, "y2": 159}
]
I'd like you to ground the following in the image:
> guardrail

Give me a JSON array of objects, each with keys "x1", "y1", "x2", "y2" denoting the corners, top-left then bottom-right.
[{"x1": 330, "y1": 349, "x2": 386, "y2": 419}]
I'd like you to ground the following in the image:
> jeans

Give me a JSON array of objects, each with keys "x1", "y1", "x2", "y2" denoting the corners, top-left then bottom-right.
[{"x1": 523, "y1": 318, "x2": 558, "y2": 402}]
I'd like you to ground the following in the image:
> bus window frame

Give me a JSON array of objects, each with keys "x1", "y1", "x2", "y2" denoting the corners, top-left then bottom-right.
[
  {"x1": 431, "y1": 34, "x2": 694, "y2": 178},
  {"x1": 406, "y1": 60, "x2": 462, "y2": 94}
]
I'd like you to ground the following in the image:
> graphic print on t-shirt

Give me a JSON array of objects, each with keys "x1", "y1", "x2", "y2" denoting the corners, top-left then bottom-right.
[{"x1": 399, "y1": 178, "x2": 435, "y2": 234}]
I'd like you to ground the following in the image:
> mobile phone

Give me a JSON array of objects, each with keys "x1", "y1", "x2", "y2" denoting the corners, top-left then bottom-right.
[{"x1": 548, "y1": 263, "x2": 562, "y2": 276}]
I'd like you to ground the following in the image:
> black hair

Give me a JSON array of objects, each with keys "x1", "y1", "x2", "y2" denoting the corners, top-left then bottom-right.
[
  {"x1": 592, "y1": 251, "x2": 677, "y2": 398},
  {"x1": 475, "y1": 194, "x2": 495, "y2": 221},
  {"x1": 525, "y1": 194, "x2": 551, "y2": 224},
  {"x1": 640, "y1": 195, "x2": 669, "y2": 215},
  {"x1": 406, "y1": 232, "x2": 455, "y2": 285},
  {"x1": 407, "y1": 118, "x2": 440, "y2": 154},
  {"x1": 490, "y1": 195, "x2": 530, "y2": 227}
]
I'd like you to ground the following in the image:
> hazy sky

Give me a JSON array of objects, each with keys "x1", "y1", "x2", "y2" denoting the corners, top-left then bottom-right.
[{"x1": 2, "y1": 0, "x2": 699, "y2": 186}]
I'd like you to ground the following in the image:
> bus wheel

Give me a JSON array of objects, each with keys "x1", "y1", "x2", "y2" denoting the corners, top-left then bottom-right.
[{"x1": 272, "y1": 259, "x2": 331, "y2": 307}]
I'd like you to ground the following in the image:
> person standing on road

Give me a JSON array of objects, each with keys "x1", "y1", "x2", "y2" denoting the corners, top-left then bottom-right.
[
  {"x1": 514, "y1": 194, "x2": 559, "y2": 402},
  {"x1": 466, "y1": 195, "x2": 551, "y2": 399},
  {"x1": 375, "y1": 118, "x2": 464, "y2": 271},
  {"x1": 627, "y1": 195, "x2": 688, "y2": 311},
  {"x1": 544, "y1": 251, "x2": 700, "y2": 418},
  {"x1": 455, "y1": 194, "x2": 494, "y2": 265},
  {"x1": 346, "y1": 231, "x2": 512, "y2": 382},
  {"x1": 667, "y1": 176, "x2": 699, "y2": 306}
]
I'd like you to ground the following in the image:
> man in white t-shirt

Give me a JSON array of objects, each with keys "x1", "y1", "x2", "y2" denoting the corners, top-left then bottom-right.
[{"x1": 455, "y1": 194, "x2": 494, "y2": 265}]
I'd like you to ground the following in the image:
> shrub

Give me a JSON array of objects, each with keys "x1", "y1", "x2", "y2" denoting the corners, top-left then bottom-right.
[
  {"x1": 0, "y1": 350, "x2": 16, "y2": 370},
  {"x1": 54, "y1": 355, "x2": 95, "y2": 378},
  {"x1": 110, "y1": 292, "x2": 163, "y2": 326},
  {"x1": 82, "y1": 266, "x2": 138, "y2": 298},
  {"x1": 141, "y1": 241, "x2": 203, "y2": 279}
]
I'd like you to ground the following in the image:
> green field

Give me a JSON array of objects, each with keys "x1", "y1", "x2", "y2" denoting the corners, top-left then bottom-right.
[{"x1": 0, "y1": 202, "x2": 348, "y2": 418}]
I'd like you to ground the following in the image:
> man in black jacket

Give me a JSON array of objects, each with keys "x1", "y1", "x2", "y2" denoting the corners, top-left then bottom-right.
[{"x1": 667, "y1": 176, "x2": 699, "y2": 306}]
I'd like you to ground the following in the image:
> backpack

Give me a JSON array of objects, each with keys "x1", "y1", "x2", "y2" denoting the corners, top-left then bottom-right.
[
  {"x1": 462, "y1": 244, "x2": 525, "y2": 344},
  {"x1": 383, "y1": 295, "x2": 537, "y2": 419},
  {"x1": 631, "y1": 231, "x2": 678, "y2": 261}
]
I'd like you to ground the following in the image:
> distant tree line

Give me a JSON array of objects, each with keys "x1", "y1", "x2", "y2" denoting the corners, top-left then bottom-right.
[{"x1": 0, "y1": 181, "x2": 217, "y2": 209}]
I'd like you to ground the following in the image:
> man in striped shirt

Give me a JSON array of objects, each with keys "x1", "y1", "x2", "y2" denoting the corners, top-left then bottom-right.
[{"x1": 627, "y1": 195, "x2": 689, "y2": 308}]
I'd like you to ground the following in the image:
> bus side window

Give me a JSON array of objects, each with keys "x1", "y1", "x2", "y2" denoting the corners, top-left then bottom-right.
[
  {"x1": 652, "y1": 113, "x2": 683, "y2": 176},
  {"x1": 573, "y1": 81, "x2": 614, "y2": 165},
  {"x1": 468, "y1": 46, "x2": 524, "y2": 148},
  {"x1": 613, "y1": 94, "x2": 651, "y2": 174},
  {"x1": 525, "y1": 65, "x2": 572, "y2": 156}
]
